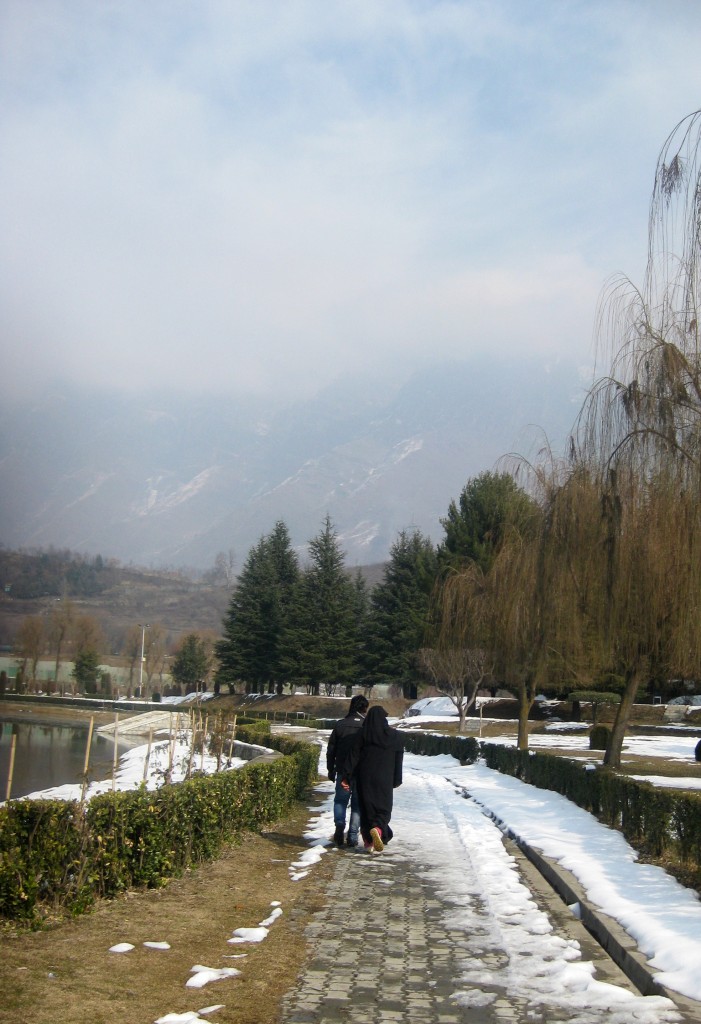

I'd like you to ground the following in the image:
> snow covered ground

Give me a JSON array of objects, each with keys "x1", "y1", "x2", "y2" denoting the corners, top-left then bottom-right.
[
  {"x1": 408, "y1": 755, "x2": 701, "y2": 1004},
  {"x1": 399, "y1": 716, "x2": 701, "y2": 787},
  {"x1": 23, "y1": 732, "x2": 248, "y2": 801},
  {"x1": 12, "y1": 722, "x2": 701, "y2": 1021}
]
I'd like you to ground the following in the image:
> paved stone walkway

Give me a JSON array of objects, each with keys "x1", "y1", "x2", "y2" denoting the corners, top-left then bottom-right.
[
  {"x1": 277, "y1": 734, "x2": 695, "y2": 1024},
  {"x1": 283, "y1": 848, "x2": 483, "y2": 1024},
  {"x1": 279, "y1": 843, "x2": 643, "y2": 1024}
]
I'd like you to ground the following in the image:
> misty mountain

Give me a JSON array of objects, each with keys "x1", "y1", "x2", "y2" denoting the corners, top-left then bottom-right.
[{"x1": 0, "y1": 358, "x2": 588, "y2": 569}]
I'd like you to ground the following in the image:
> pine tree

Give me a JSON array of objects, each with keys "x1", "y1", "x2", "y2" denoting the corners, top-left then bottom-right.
[
  {"x1": 262, "y1": 520, "x2": 300, "y2": 691},
  {"x1": 215, "y1": 521, "x2": 299, "y2": 692},
  {"x1": 72, "y1": 648, "x2": 101, "y2": 694},
  {"x1": 438, "y1": 471, "x2": 535, "y2": 574},
  {"x1": 365, "y1": 529, "x2": 437, "y2": 698},
  {"x1": 172, "y1": 634, "x2": 211, "y2": 693},
  {"x1": 281, "y1": 516, "x2": 358, "y2": 695},
  {"x1": 351, "y1": 568, "x2": 371, "y2": 693}
]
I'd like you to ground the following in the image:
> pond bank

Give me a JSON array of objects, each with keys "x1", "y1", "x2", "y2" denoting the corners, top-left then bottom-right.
[{"x1": 0, "y1": 699, "x2": 123, "y2": 730}]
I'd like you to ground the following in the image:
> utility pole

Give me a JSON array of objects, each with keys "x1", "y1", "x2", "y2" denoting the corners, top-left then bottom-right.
[{"x1": 138, "y1": 623, "x2": 150, "y2": 694}]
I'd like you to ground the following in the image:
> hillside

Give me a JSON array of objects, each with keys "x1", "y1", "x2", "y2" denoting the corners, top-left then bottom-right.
[
  {"x1": 0, "y1": 551, "x2": 387, "y2": 648},
  {"x1": 0, "y1": 358, "x2": 584, "y2": 570}
]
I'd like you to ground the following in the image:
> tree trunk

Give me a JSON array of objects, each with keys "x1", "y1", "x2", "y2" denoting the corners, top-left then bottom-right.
[
  {"x1": 603, "y1": 668, "x2": 641, "y2": 768},
  {"x1": 517, "y1": 684, "x2": 534, "y2": 750}
]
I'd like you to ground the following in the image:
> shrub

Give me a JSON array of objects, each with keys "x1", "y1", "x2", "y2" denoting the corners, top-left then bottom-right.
[
  {"x1": 0, "y1": 800, "x2": 85, "y2": 919},
  {"x1": 0, "y1": 737, "x2": 319, "y2": 923},
  {"x1": 589, "y1": 724, "x2": 611, "y2": 750},
  {"x1": 401, "y1": 730, "x2": 479, "y2": 763},
  {"x1": 236, "y1": 720, "x2": 272, "y2": 744}
]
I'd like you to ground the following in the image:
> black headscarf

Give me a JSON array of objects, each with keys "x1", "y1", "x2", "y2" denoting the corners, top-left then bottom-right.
[{"x1": 362, "y1": 706, "x2": 394, "y2": 748}]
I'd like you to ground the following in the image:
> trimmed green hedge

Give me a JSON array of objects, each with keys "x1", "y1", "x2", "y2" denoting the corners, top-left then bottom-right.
[
  {"x1": 0, "y1": 734, "x2": 318, "y2": 922},
  {"x1": 401, "y1": 730, "x2": 480, "y2": 763},
  {"x1": 480, "y1": 743, "x2": 701, "y2": 883},
  {"x1": 236, "y1": 720, "x2": 275, "y2": 743}
]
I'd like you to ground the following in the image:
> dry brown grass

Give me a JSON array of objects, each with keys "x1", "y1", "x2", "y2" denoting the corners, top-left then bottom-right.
[{"x1": 0, "y1": 797, "x2": 336, "y2": 1024}]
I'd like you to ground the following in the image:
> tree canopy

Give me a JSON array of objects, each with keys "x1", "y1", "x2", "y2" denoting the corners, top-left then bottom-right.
[
  {"x1": 215, "y1": 521, "x2": 299, "y2": 693},
  {"x1": 365, "y1": 529, "x2": 437, "y2": 697},
  {"x1": 280, "y1": 516, "x2": 359, "y2": 695},
  {"x1": 172, "y1": 633, "x2": 212, "y2": 693},
  {"x1": 438, "y1": 470, "x2": 536, "y2": 573}
]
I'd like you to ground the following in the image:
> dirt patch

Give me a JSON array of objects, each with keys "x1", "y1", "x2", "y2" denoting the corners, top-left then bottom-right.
[{"x1": 0, "y1": 796, "x2": 337, "y2": 1024}]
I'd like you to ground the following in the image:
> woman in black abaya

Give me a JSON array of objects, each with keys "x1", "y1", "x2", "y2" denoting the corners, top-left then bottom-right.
[{"x1": 341, "y1": 705, "x2": 403, "y2": 852}]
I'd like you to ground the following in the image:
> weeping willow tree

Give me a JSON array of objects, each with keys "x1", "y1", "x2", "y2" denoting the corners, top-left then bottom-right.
[
  {"x1": 574, "y1": 110, "x2": 701, "y2": 768},
  {"x1": 529, "y1": 464, "x2": 608, "y2": 692},
  {"x1": 487, "y1": 525, "x2": 547, "y2": 749},
  {"x1": 485, "y1": 460, "x2": 614, "y2": 750}
]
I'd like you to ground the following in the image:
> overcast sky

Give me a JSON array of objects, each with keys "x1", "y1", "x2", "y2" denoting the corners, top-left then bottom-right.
[{"x1": 2, "y1": 1, "x2": 701, "y2": 402}]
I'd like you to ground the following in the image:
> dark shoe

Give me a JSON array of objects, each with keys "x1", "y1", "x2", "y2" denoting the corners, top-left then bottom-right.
[
  {"x1": 333, "y1": 825, "x2": 344, "y2": 846},
  {"x1": 345, "y1": 834, "x2": 358, "y2": 848}
]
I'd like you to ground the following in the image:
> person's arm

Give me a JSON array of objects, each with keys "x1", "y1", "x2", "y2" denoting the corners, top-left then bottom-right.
[
  {"x1": 327, "y1": 727, "x2": 338, "y2": 779},
  {"x1": 393, "y1": 738, "x2": 404, "y2": 788},
  {"x1": 341, "y1": 731, "x2": 362, "y2": 788}
]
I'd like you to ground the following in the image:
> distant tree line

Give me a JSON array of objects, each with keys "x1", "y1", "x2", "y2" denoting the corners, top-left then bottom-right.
[
  {"x1": 0, "y1": 548, "x2": 119, "y2": 599},
  {"x1": 9, "y1": 594, "x2": 216, "y2": 701}
]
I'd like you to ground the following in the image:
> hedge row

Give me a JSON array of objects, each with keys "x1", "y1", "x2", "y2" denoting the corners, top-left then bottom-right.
[
  {"x1": 401, "y1": 730, "x2": 480, "y2": 763},
  {"x1": 480, "y1": 743, "x2": 701, "y2": 881},
  {"x1": 0, "y1": 731, "x2": 318, "y2": 922}
]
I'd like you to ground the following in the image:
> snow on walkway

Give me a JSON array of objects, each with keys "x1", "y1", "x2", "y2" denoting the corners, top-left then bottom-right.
[
  {"x1": 398, "y1": 751, "x2": 701, "y2": 1006},
  {"x1": 457, "y1": 762, "x2": 701, "y2": 998},
  {"x1": 376, "y1": 757, "x2": 679, "y2": 1022}
]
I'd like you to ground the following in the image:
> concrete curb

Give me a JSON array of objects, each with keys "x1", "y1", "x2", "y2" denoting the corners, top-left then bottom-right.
[{"x1": 509, "y1": 831, "x2": 701, "y2": 1022}]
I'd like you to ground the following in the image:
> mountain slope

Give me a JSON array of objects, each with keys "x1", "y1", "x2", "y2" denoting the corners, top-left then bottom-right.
[{"x1": 0, "y1": 358, "x2": 586, "y2": 568}]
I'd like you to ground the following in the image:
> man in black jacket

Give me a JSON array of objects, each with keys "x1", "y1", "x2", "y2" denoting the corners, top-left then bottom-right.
[{"x1": 326, "y1": 694, "x2": 369, "y2": 846}]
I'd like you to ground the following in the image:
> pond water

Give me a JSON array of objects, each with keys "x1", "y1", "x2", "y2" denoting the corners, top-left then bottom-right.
[{"x1": 0, "y1": 719, "x2": 139, "y2": 799}]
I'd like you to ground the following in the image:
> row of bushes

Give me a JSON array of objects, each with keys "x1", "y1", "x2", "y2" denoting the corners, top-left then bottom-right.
[
  {"x1": 0, "y1": 728, "x2": 318, "y2": 923},
  {"x1": 480, "y1": 743, "x2": 701, "y2": 885},
  {"x1": 401, "y1": 729, "x2": 480, "y2": 763}
]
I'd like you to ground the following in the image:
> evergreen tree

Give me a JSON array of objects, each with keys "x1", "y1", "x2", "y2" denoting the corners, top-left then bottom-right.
[
  {"x1": 71, "y1": 614, "x2": 105, "y2": 695},
  {"x1": 438, "y1": 470, "x2": 536, "y2": 574},
  {"x1": 72, "y1": 647, "x2": 101, "y2": 694},
  {"x1": 215, "y1": 521, "x2": 299, "y2": 692},
  {"x1": 172, "y1": 633, "x2": 211, "y2": 693},
  {"x1": 365, "y1": 530, "x2": 437, "y2": 698},
  {"x1": 350, "y1": 568, "x2": 371, "y2": 692},
  {"x1": 281, "y1": 516, "x2": 358, "y2": 695},
  {"x1": 216, "y1": 536, "x2": 268, "y2": 690}
]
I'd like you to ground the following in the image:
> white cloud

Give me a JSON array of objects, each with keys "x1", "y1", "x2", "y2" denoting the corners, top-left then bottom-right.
[{"x1": 1, "y1": 1, "x2": 701, "y2": 398}]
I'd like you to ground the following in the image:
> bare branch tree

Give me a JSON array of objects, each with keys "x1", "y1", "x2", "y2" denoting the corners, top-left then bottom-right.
[{"x1": 418, "y1": 646, "x2": 488, "y2": 732}]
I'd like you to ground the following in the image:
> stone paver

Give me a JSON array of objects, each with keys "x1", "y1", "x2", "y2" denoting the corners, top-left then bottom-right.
[
  {"x1": 280, "y1": 836, "x2": 687, "y2": 1024},
  {"x1": 281, "y1": 846, "x2": 568, "y2": 1023}
]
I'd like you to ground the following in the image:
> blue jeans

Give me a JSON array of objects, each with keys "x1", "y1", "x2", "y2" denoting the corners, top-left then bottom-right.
[{"x1": 334, "y1": 777, "x2": 360, "y2": 843}]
